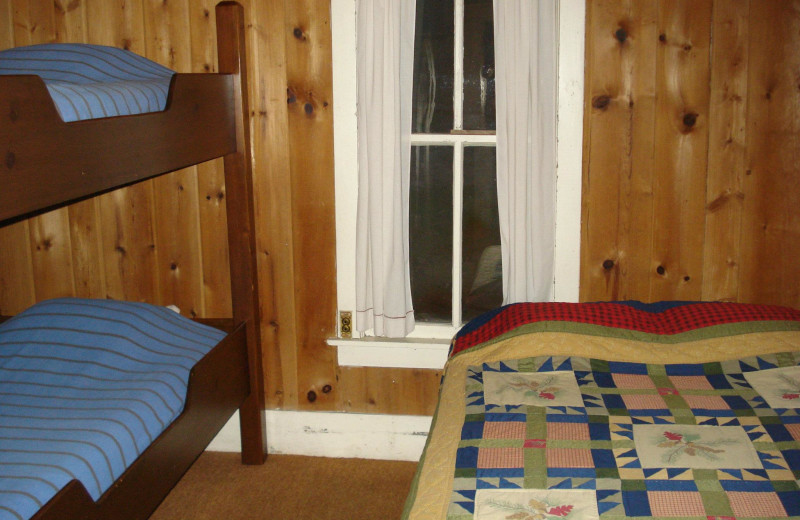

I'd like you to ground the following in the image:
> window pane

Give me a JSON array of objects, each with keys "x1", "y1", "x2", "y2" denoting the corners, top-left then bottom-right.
[
  {"x1": 462, "y1": 146, "x2": 501, "y2": 321},
  {"x1": 463, "y1": 0, "x2": 495, "y2": 130},
  {"x1": 410, "y1": 146, "x2": 453, "y2": 323},
  {"x1": 412, "y1": 0, "x2": 454, "y2": 134}
]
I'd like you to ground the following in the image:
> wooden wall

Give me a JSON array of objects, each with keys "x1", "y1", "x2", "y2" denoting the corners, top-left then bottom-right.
[
  {"x1": 1, "y1": 0, "x2": 798, "y2": 420},
  {"x1": 0, "y1": 0, "x2": 441, "y2": 417},
  {"x1": 581, "y1": 0, "x2": 800, "y2": 308}
]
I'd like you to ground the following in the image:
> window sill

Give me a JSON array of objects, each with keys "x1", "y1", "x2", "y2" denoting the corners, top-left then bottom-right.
[{"x1": 327, "y1": 337, "x2": 450, "y2": 369}]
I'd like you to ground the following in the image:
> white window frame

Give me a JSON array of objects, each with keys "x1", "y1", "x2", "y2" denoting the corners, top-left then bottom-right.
[{"x1": 329, "y1": 0, "x2": 585, "y2": 369}]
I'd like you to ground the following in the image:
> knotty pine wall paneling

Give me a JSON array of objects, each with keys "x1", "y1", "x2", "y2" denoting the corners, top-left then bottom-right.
[
  {"x1": 649, "y1": 0, "x2": 711, "y2": 302},
  {"x1": 190, "y1": 0, "x2": 233, "y2": 317},
  {"x1": 738, "y1": 1, "x2": 800, "y2": 307},
  {"x1": 283, "y1": 0, "x2": 338, "y2": 411},
  {"x1": 145, "y1": 1, "x2": 205, "y2": 317},
  {"x1": 89, "y1": 1, "x2": 162, "y2": 305},
  {"x1": 241, "y1": 0, "x2": 299, "y2": 411},
  {"x1": 0, "y1": 0, "x2": 440, "y2": 417},
  {"x1": 581, "y1": 0, "x2": 659, "y2": 302},
  {"x1": 702, "y1": 0, "x2": 748, "y2": 303},
  {"x1": 581, "y1": 0, "x2": 800, "y2": 309}
]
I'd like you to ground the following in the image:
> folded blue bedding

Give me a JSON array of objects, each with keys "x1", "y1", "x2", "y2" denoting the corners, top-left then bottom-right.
[
  {"x1": 0, "y1": 298, "x2": 225, "y2": 520},
  {"x1": 0, "y1": 44, "x2": 174, "y2": 122}
]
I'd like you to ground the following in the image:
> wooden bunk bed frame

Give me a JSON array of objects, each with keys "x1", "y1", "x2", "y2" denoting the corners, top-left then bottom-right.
[{"x1": 0, "y1": 2, "x2": 266, "y2": 519}]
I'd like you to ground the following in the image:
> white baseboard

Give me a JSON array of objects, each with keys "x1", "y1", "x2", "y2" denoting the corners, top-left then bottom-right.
[{"x1": 206, "y1": 410, "x2": 432, "y2": 462}]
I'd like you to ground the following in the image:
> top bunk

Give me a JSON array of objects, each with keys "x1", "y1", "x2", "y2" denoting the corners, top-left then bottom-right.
[{"x1": 0, "y1": 2, "x2": 248, "y2": 225}]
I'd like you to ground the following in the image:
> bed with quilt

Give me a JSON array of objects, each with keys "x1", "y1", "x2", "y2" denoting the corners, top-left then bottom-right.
[
  {"x1": 403, "y1": 301, "x2": 800, "y2": 519},
  {"x1": 0, "y1": 2, "x2": 266, "y2": 519}
]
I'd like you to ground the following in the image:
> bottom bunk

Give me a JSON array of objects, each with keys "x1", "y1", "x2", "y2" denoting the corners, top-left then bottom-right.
[
  {"x1": 0, "y1": 298, "x2": 252, "y2": 520},
  {"x1": 403, "y1": 301, "x2": 800, "y2": 520}
]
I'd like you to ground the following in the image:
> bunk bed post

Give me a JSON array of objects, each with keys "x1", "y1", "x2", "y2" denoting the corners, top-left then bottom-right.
[{"x1": 215, "y1": 1, "x2": 268, "y2": 465}]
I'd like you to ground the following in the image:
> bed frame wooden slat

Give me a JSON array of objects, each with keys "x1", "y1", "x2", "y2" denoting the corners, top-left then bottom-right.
[{"x1": 0, "y1": 74, "x2": 237, "y2": 224}]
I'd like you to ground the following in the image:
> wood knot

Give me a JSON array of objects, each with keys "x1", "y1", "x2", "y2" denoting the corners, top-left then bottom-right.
[
  {"x1": 170, "y1": 262, "x2": 178, "y2": 271},
  {"x1": 592, "y1": 95, "x2": 611, "y2": 110},
  {"x1": 659, "y1": 33, "x2": 667, "y2": 43},
  {"x1": 307, "y1": 390, "x2": 317, "y2": 403},
  {"x1": 615, "y1": 27, "x2": 627, "y2": 43},
  {"x1": 322, "y1": 384, "x2": 332, "y2": 394},
  {"x1": 37, "y1": 238, "x2": 53, "y2": 251},
  {"x1": 287, "y1": 88, "x2": 297, "y2": 104},
  {"x1": 706, "y1": 190, "x2": 743, "y2": 212},
  {"x1": 682, "y1": 112, "x2": 698, "y2": 128},
  {"x1": 304, "y1": 103, "x2": 314, "y2": 115},
  {"x1": 8, "y1": 107, "x2": 18, "y2": 122},
  {"x1": 656, "y1": 265, "x2": 666, "y2": 276},
  {"x1": 55, "y1": 0, "x2": 80, "y2": 14},
  {"x1": 602, "y1": 259, "x2": 615, "y2": 270},
  {"x1": 293, "y1": 27, "x2": 306, "y2": 41},
  {"x1": 5, "y1": 151, "x2": 15, "y2": 169}
]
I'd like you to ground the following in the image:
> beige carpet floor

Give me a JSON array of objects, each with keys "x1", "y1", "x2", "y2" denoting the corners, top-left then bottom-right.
[{"x1": 150, "y1": 452, "x2": 418, "y2": 520}]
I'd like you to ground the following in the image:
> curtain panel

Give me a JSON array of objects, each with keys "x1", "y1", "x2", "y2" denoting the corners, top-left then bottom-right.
[
  {"x1": 355, "y1": 0, "x2": 417, "y2": 337},
  {"x1": 494, "y1": 0, "x2": 558, "y2": 304}
]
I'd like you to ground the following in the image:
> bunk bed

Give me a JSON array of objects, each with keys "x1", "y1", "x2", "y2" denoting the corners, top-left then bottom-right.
[
  {"x1": 0, "y1": 2, "x2": 266, "y2": 519},
  {"x1": 403, "y1": 301, "x2": 800, "y2": 519}
]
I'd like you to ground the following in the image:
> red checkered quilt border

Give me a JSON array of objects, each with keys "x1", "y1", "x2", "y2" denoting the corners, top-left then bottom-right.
[{"x1": 450, "y1": 302, "x2": 800, "y2": 357}]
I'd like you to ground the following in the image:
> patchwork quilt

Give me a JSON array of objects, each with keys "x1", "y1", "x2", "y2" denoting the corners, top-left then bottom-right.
[{"x1": 403, "y1": 302, "x2": 800, "y2": 520}]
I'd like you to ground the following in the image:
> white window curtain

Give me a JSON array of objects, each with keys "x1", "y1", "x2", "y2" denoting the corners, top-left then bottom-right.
[
  {"x1": 494, "y1": 0, "x2": 558, "y2": 304},
  {"x1": 354, "y1": 0, "x2": 417, "y2": 337}
]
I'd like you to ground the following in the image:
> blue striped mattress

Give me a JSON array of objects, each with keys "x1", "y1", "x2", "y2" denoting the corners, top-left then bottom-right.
[
  {"x1": 0, "y1": 298, "x2": 225, "y2": 520},
  {"x1": 0, "y1": 44, "x2": 174, "y2": 122}
]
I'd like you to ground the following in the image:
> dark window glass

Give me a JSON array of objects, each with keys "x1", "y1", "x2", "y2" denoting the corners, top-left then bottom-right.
[
  {"x1": 462, "y1": 146, "x2": 501, "y2": 321},
  {"x1": 410, "y1": 146, "x2": 453, "y2": 323},
  {"x1": 463, "y1": 0, "x2": 495, "y2": 130},
  {"x1": 412, "y1": 0, "x2": 454, "y2": 134}
]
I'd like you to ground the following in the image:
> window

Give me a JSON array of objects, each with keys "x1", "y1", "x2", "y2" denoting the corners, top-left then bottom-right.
[
  {"x1": 410, "y1": 0, "x2": 502, "y2": 328},
  {"x1": 331, "y1": 0, "x2": 585, "y2": 361}
]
